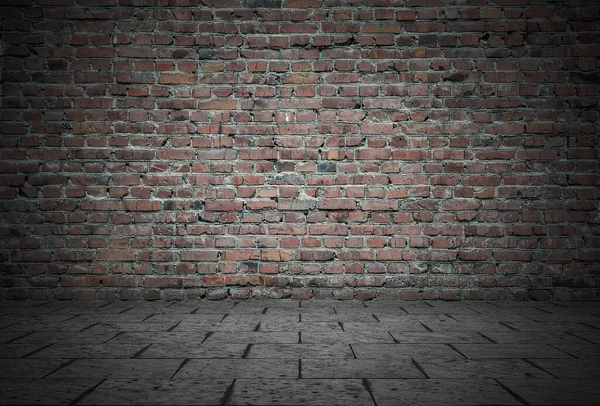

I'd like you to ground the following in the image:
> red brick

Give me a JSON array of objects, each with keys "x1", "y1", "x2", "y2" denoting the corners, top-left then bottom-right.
[
  {"x1": 180, "y1": 251, "x2": 219, "y2": 261},
  {"x1": 205, "y1": 201, "x2": 244, "y2": 212},
  {"x1": 143, "y1": 276, "x2": 182, "y2": 289},
  {"x1": 299, "y1": 250, "x2": 335, "y2": 261},
  {"x1": 198, "y1": 100, "x2": 238, "y2": 110},
  {"x1": 309, "y1": 224, "x2": 348, "y2": 235},
  {"x1": 123, "y1": 200, "x2": 161, "y2": 212},
  {"x1": 96, "y1": 251, "x2": 136, "y2": 261},
  {"x1": 317, "y1": 199, "x2": 356, "y2": 210},
  {"x1": 261, "y1": 250, "x2": 294, "y2": 261}
]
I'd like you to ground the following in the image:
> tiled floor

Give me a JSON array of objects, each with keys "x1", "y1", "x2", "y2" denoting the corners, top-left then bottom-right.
[{"x1": 1, "y1": 300, "x2": 599, "y2": 405}]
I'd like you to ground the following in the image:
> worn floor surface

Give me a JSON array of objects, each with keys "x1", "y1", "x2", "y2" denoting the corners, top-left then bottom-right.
[{"x1": 0, "y1": 300, "x2": 599, "y2": 405}]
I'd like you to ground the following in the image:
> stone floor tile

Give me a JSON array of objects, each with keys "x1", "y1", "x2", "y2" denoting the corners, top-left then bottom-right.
[
  {"x1": 265, "y1": 307, "x2": 335, "y2": 315},
  {"x1": 517, "y1": 313, "x2": 600, "y2": 323},
  {"x1": 464, "y1": 302, "x2": 514, "y2": 312},
  {"x1": 389, "y1": 331, "x2": 492, "y2": 344},
  {"x1": 475, "y1": 305, "x2": 555, "y2": 318},
  {"x1": 376, "y1": 314, "x2": 458, "y2": 323},
  {"x1": 550, "y1": 343, "x2": 600, "y2": 358},
  {"x1": 79, "y1": 379, "x2": 231, "y2": 405},
  {"x1": 2, "y1": 318, "x2": 97, "y2": 332},
  {"x1": 1, "y1": 300, "x2": 599, "y2": 405},
  {"x1": 87, "y1": 322, "x2": 179, "y2": 332},
  {"x1": 0, "y1": 359, "x2": 66, "y2": 378},
  {"x1": 29, "y1": 343, "x2": 148, "y2": 359},
  {"x1": 248, "y1": 344, "x2": 354, "y2": 359},
  {"x1": 0, "y1": 379, "x2": 101, "y2": 405},
  {"x1": 351, "y1": 344, "x2": 463, "y2": 360},
  {"x1": 502, "y1": 321, "x2": 597, "y2": 332},
  {"x1": 221, "y1": 313, "x2": 298, "y2": 324},
  {"x1": 2, "y1": 315, "x2": 84, "y2": 324},
  {"x1": 0, "y1": 320, "x2": 20, "y2": 329},
  {"x1": 394, "y1": 307, "x2": 449, "y2": 316},
  {"x1": 174, "y1": 359, "x2": 298, "y2": 379},
  {"x1": 154, "y1": 301, "x2": 234, "y2": 314},
  {"x1": 498, "y1": 379, "x2": 600, "y2": 405},
  {"x1": 181, "y1": 300, "x2": 234, "y2": 310},
  {"x1": 0, "y1": 331, "x2": 33, "y2": 344},
  {"x1": 230, "y1": 378, "x2": 371, "y2": 405},
  {"x1": 361, "y1": 301, "x2": 403, "y2": 308},
  {"x1": 549, "y1": 303, "x2": 600, "y2": 308},
  {"x1": 301, "y1": 331, "x2": 395, "y2": 344},
  {"x1": 145, "y1": 314, "x2": 225, "y2": 324},
  {"x1": 204, "y1": 331, "x2": 299, "y2": 344},
  {"x1": 13, "y1": 332, "x2": 117, "y2": 345},
  {"x1": 100, "y1": 302, "x2": 170, "y2": 314},
  {"x1": 18, "y1": 322, "x2": 99, "y2": 332},
  {"x1": 420, "y1": 320, "x2": 515, "y2": 332},
  {"x1": 70, "y1": 314, "x2": 151, "y2": 324},
  {"x1": 452, "y1": 343, "x2": 574, "y2": 359},
  {"x1": 418, "y1": 359, "x2": 552, "y2": 379},
  {"x1": 141, "y1": 343, "x2": 247, "y2": 359},
  {"x1": 105, "y1": 331, "x2": 208, "y2": 345},
  {"x1": 398, "y1": 303, "x2": 484, "y2": 316},
  {"x1": 0, "y1": 343, "x2": 52, "y2": 359},
  {"x1": 48, "y1": 359, "x2": 183, "y2": 379},
  {"x1": 50, "y1": 306, "x2": 138, "y2": 316},
  {"x1": 488, "y1": 301, "x2": 553, "y2": 308},
  {"x1": 448, "y1": 313, "x2": 534, "y2": 322},
  {"x1": 300, "y1": 313, "x2": 380, "y2": 323},
  {"x1": 426, "y1": 301, "x2": 490, "y2": 310},
  {"x1": 302, "y1": 358, "x2": 424, "y2": 379},
  {"x1": 334, "y1": 307, "x2": 403, "y2": 316},
  {"x1": 577, "y1": 320, "x2": 600, "y2": 329},
  {"x1": 342, "y1": 321, "x2": 428, "y2": 332},
  {"x1": 175, "y1": 319, "x2": 256, "y2": 332},
  {"x1": 260, "y1": 320, "x2": 344, "y2": 332},
  {"x1": 157, "y1": 302, "x2": 210, "y2": 314},
  {"x1": 0, "y1": 301, "x2": 38, "y2": 309},
  {"x1": 529, "y1": 359, "x2": 600, "y2": 378},
  {"x1": 478, "y1": 331, "x2": 592, "y2": 346},
  {"x1": 567, "y1": 330, "x2": 600, "y2": 344},
  {"x1": 225, "y1": 302, "x2": 268, "y2": 312},
  {"x1": 28, "y1": 304, "x2": 107, "y2": 315},
  {"x1": 369, "y1": 378, "x2": 521, "y2": 406},
  {"x1": 230, "y1": 300, "x2": 299, "y2": 312}
]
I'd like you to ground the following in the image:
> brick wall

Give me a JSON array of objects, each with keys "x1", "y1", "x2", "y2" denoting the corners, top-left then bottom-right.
[{"x1": 1, "y1": 0, "x2": 599, "y2": 301}]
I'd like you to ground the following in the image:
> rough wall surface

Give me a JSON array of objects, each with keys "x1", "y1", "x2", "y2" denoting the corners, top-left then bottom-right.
[{"x1": 0, "y1": 0, "x2": 599, "y2": 301}]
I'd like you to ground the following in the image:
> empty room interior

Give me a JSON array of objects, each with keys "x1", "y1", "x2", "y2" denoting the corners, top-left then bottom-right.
[{"x1": 0, "y1": 0, "x2": 599, "y2": 404}]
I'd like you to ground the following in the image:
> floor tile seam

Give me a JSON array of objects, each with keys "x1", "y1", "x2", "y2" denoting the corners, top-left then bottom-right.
[
  {"x1": 544, "y1": 343, "x2": 581, "y2": 359},
  {"x1": 219, "y1": 378, "x2": 236, "y2": 406},
  {"x1": 18, "y1": 343, "x2": 54, "y2": 359},
  {"x1": 494, "y1": 378, "x2": 532, "y2": 406},
  {"x1": 40, "y1": 358, "x2": 79, "y2": 379},
  {"x1": 521, "y1": 359, "x2": 560, "y2": 379},
  {"x1": 67, "y1": 378, "x2": 106, "y2": 406}
]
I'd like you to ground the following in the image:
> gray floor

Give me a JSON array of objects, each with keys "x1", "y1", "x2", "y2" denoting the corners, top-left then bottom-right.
[{"x1": 1, "y1": 300, "x2": 599, "y2": 405}]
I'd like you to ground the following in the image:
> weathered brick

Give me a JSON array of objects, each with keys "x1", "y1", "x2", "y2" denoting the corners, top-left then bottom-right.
[
  {"x1": 205, "y1": 201, "x2": 244, "y2": 212},
  {"x1": 180, "y1": 251, "x2": 219, "y2": 262},
  {"x1": 0, "y1": 1, "x2": 595, "y2": 301},
  {"x1": 299, "y1": 250, "x2": 335, "y2": 261},
  {"x1": 317, "y1": 199, "x2": 356, "y2": 210}
]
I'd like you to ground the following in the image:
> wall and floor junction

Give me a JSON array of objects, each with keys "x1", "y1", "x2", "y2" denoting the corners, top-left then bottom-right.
[{"x1": 0, "y1": 0, "x2": 599, "y2": 301}]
